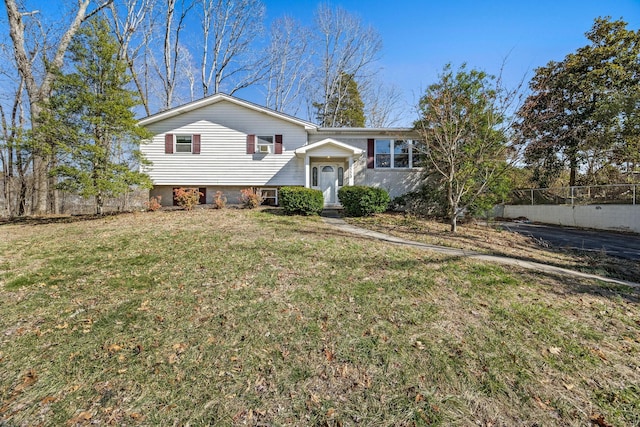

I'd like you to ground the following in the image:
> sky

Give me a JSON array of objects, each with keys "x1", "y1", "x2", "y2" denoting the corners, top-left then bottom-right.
[
  {"x1": 4, "y1": 0, "x2": 639, "y2": 124},
  {"x1": 249, "y1": 0, "x2": 640, "y2": 123}
]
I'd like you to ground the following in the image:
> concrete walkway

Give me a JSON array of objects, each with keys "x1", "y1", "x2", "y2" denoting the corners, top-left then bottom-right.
[{"x1": 320, "y1": 212, "x2": 640, "y2": 289}]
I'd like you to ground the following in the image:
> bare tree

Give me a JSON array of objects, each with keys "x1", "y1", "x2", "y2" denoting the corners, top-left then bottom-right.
[
  {"x1": 179, "y1": 46, "x2": 198, "y2": 102},
  {"x1": 4, "y1": 0, "x2": 113, "y2": 214},
  {"x1": 362, "y1": 82, "x2": 403, "y2": 127},
  {"x1": 0, "y1": 76, "x2": 31, "y2": 217},
  {"x1": 264, "y1": 15, "x2": 312, "y2": 115},
  {"x1": 198, "y1": 0, "x2": 265, "y2": 96},
  {"x1": 147, "y1": 0, "x2": 193, "y2": 110},
  {"x1": 107, "y1": 0, "x2": 157, "y2": 115},
  {"x1": 310, "y1": 4, "x2": 382, "y2": 127}
]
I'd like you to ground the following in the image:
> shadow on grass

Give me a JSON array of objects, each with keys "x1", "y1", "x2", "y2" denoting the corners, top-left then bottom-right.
[{"x1": 0, "y1": 211, "x2": 135, "y2": 227}]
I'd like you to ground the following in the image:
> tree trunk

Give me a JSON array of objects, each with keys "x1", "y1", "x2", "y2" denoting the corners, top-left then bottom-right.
[
  {"x1": 32, "y1": 150, "x2": 49, "y2": 215},
  {"x1": 96, "y1": 193, "x2": 104, "y2": 215},
  {"x1": 569, "y1": 157, "x2": 577, "y2": 187},
  {"x1": 450, "y1": 215, "x2": 457, "y2": 233}
]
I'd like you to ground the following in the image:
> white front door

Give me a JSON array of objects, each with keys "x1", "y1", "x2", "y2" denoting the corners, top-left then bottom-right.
[{"x1": 319, "y1": 165, "x2": 337, "y2": 204}]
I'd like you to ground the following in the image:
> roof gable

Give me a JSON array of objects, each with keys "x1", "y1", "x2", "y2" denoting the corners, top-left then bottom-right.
[
  {"x1": 294, "y1": 138, "x2": 363, "y2": 157},
  {"x1": 139, "y1": 93, "x2": 317, "y2": 130}
]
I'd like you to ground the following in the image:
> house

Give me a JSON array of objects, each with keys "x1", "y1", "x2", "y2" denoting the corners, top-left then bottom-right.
[{"x1": 138, "y1": 93, "x2": 424, "y2": 207}]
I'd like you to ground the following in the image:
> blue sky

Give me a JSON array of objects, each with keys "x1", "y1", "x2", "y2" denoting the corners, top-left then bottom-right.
[
  {"x1": 257, "y1": 0, "x2": 640, "y2": 114},
  {"x1": 8, "y1": 0, "x2": 639, "y2": 122}
]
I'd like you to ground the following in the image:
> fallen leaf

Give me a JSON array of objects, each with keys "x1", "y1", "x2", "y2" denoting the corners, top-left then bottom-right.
[
  {"x1": 67, "y1": 411, "x2": 92, "y2": 425},
  {"x1": 324, "y1": 348, "x2": 335, "y2": 362},
  {"x1": 548, "y1": 347, "x2": 562, "y2": 355},
  {"x1": 40, "y1": 396, "x2": 57, "y2": 405},
  {"x1": 533, "y1": 395, "x2": 552, "y2": 410},
  {"x1": 590, "y1": 413, "x2": 613, "y2": 427},
  {"x1": 172, "y1": 343, "x2": 187, "y2": 354},
  {"x1": 55, "y1": 322, "x2": 68, "y2": 329},
  {"x1": 590, "y1": 348, "x2": 608, "y2": 361},
  {"x1": 413, "y1": 340, "x2": 426, "y2": 350},
  {"x1": 130, "y1": 412, "x2": 145, "y2": 421},
  {"x1": 14, "y1": 369, "x2": 38, "y2": 393},
  {"x1": 105, "y1": 344, "x2": 123, "y2": 354},
  {"x1": 563, "y1": 383, "x2": 575, "y2": 391}
]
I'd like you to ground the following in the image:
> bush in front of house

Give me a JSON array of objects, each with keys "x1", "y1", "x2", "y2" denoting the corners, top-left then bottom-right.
[
  {"x1": 173, "y1": 188, "x2": 202, "y2": 211},
  {"x1": 145, "y1": 195, "x2": 162, "y2": 212},
  {"x1": 279, "y1": 186, "x2": 324, "y2": 216},
  {"x1": 213, "y1": 191, "x2": 226, "y2": 209},
  {"x1": 338, "y1": 186, "x2": 390, "y2": 217},
  {"x1": 240, "y1": 188, "x2": 262, "y2": 209}
]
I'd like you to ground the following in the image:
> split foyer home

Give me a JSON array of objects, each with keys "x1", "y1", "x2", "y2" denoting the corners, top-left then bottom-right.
[{"x1": 138, "y1": 93, "x2": 424, "y2": 207}]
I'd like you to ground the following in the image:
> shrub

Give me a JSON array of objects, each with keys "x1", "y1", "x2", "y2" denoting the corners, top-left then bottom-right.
[
  {"x1": 173, "y1": 187, "x2": 202, "y2": 211},
  {"x1": 145, "y1": 195, "x2": 162, "y2": 212},
  {"x1": 279, "y1": 186, "x2": 324, "y2": 216},
  {"x1": 213, "y1": 191, "x2": 226, "y2": 209},
  {"x1": 240, "y1": 188, "x2": 262, "y2": 209},
  {"x1": 390, "y1": 189, "x2": 445, "y2": 217},
  {"x1": 338, "y1": 186, "x2": 390, "y2": 217}
]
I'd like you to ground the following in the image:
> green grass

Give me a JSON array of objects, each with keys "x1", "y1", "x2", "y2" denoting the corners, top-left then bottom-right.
[{"x1": 0, "y1": 209, "x2": 639, "y2": 426}]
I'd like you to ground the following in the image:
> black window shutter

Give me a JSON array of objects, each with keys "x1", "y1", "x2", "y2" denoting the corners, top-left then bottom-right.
[{"x1": 367, "y1": 139, "x2": 375, "y2": 169}]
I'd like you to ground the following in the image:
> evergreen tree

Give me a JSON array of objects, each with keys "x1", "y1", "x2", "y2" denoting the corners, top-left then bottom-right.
[
  {"x1": 39, "y1": 18, "x2": 152, "y2": 214},
  {"x1": 315, "y1": 72, "x2": 365, "y2": 127},
  {"x1": 516, "y1": 17, "x2": 640, "y2": 186}
]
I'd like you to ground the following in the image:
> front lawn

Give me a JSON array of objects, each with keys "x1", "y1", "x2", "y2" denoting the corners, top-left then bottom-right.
[
  {"x1": 346, "y1": 212, "x2": 640, "y2": 284},
  {"x1": 1, "y1": 209, "x2": 638, "y2": 426}
]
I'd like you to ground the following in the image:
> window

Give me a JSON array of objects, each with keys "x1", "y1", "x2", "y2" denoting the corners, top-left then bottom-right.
[
  {"x1": 256, "y1": 135, "x2": 273, "y2": 153},
  {"x1": 374, "y1": 139, "x2": 422, "y2": 169},
  {"x1": 393, "y1": 140, "x2": 410, "y2": 168},
  {"x1": 375, "y1": 140, "x2": 391, "y2": 168},
  {"x1": 322, "y1": 166, "x2": 334, "y2": 172},
  {"x1": 260, "y1": 188, "x2": 278, "y2": 206},
  {"x1": 412, "y1": 140, "x2": 425, "y2": 167},
  {"x1": 338, "y1": 167, "x2": 344, "y2": 186},
  {"x1": 175, "y1": 135, "x2": 192, "y2": 153},
  {"x1": 312, "y1": 167, "x2": 318, "y2": 186}
]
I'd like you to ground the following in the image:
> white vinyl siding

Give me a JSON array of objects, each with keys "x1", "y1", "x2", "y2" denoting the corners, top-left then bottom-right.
[{"x1": 141, "y1": 100, "x2": 307, "y2": 186}]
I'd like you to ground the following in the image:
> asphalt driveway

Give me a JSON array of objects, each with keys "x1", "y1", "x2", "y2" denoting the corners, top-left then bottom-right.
[{"x1": 499, "y1": 222, "x2": 640, "y2": 261}]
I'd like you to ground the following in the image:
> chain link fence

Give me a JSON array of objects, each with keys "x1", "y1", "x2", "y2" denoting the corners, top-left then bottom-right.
[
  {"x1": 1, "y1": 185, "x2": 149, "y2": 217},
  {"x1": 510, "y1": 184, "x2": 638, "y2": 206}
]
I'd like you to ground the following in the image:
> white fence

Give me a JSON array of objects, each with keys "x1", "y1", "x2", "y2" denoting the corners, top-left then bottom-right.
[{"x1": 502, "y1": 184, "x2": 639, "y2": 233}]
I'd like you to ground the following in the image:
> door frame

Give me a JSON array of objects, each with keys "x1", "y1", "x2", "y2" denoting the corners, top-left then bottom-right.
[{"x1": 311, "y1": 162, "x2": 344, "y2": 206}]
